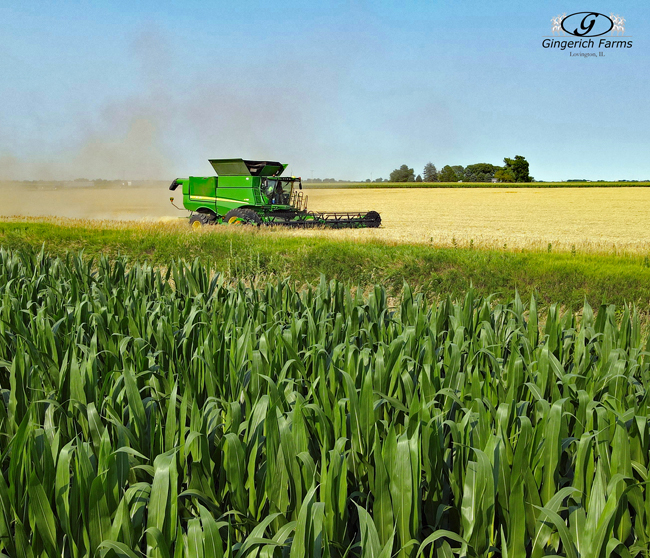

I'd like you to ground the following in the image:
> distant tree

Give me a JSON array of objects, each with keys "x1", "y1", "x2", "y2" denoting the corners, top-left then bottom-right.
[
  {"x1": 423, "y1": 162, "x2": 439, "y2": 182},
  {"x1": 374, "y1": 177, "x2": 384, "y2": 182},
  {"x1": 503, "y1": 155, "x2": 532, "y2": 182},
  {"x1": 494, "y1": 168, "x2": 515, "y2": 182},
  {"x1": 365, "y1": 178, "x2": 371, "y2": 183},
  {"x1": 438, "y1": 165, "x2": 458, "y2": 182},
  {"x1": 464, "y1": 163, "x2": 501, "y2": 182},
  {"x1": 415, "y1": 174, "x2": 423, "y2": 182},
  {"x1": 389, "y1": 164, "x2": 415, "y2": 182},
  {"x1": 451, "y1": 166, "x2": 465, "y2": 181}
]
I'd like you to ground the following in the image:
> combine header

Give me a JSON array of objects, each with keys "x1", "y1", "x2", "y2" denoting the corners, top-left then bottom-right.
[{"x1": 169, "y1": 158, "x2": 381, "y2": 229}]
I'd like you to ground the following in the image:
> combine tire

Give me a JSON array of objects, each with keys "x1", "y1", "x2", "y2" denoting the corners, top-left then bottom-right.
[
  {"x1": 365, "y1": 211, "x2": 381, "y2": 228},
  {"x1": 189, "y1": 213, "x2": 214, "y2": 229},
  {"x1": 224, "y1": 208, "x2": 263, "y2": 226}
]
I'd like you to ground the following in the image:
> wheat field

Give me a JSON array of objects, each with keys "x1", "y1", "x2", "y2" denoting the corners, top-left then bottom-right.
[
  {"x1": 3, "y1": 185, "x2": 650, "y2": 254},
  {"x1": 304, "y1": 188, "x2": 650, "y2": 254}
]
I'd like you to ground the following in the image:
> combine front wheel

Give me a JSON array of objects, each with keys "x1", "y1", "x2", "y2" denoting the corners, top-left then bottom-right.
[
  {"x1": 189, "y1": 214, "x2": 214, "y2": 229},
  {"x1": 224, "y1": 208, "x2": 263, "y2": 226}
]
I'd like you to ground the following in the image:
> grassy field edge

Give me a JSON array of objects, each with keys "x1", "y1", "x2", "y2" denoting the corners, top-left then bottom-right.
[{"x1": 2, "y1": 218, "x2": 650, "y2": 308}]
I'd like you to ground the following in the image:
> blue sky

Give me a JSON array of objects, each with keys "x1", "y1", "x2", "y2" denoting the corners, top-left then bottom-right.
[{"x1": 0, "y1": 0, "x2": 647, "y2": 180}]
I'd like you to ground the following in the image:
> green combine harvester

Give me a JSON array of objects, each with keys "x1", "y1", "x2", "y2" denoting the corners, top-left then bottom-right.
[{"x1": 169, "y1": 158, "x2": 381, "y2": 228}]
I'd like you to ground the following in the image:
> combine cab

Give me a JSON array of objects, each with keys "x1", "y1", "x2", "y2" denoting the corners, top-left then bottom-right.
[{"x1": 169, "y1": 158, "x2": 381, "y2": 229}]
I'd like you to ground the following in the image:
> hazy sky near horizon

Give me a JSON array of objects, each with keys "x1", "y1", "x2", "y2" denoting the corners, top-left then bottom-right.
[{"x1": 0, "y1": 1, "x2": 647, "y2": 181}]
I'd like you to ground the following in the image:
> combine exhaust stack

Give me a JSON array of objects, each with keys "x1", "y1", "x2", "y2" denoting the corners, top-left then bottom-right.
[{"x1": 169, "y1": 158, "x2": 381, "y2": 229}]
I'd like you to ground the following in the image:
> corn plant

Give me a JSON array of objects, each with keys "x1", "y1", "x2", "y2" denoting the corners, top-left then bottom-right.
[{"x1": 0, "y1": 247, "x2": 648, "y2": 557}]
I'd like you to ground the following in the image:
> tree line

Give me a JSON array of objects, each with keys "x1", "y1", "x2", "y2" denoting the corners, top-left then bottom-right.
[{"x1": 389, "y1": 156, "x2": 533, "y2": 183}]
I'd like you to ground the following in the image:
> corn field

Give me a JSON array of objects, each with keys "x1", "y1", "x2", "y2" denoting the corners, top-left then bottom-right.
[{"x1": 0, "y1": 248, "x2": 649, "y2": 558}]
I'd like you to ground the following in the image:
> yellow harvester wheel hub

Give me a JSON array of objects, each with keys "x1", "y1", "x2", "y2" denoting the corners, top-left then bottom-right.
[{"x1": 192, "y1": 220, "x2": 203, "y2": 229}]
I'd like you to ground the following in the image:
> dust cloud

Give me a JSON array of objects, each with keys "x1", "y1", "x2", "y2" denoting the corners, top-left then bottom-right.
[
  {"x1": 0, "y1": 182, "x2": 178, "y2": 221},
  {"x1": 0, "y1": 26, "x2": 332, "y2": 188},
  {"x1": 0, "y1": 27, "x2": 186, "y2": 184}
]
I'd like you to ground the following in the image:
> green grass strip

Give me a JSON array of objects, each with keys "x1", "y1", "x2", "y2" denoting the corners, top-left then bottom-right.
[{"x1": 1, "y1": 219, "x2": 650, "y2": 308}]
